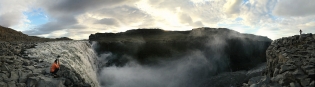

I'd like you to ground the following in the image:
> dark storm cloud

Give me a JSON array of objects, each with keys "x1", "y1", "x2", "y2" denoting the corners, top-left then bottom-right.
[
  {"x1": 24, "y1": 15, "x2": 77, "y2": 35},
  {"x1": 39, "y1": 0, "x2": 132, "y2": 15},
  {"x1": 24, "y1": 0, "x2": 139, "y2": 35},
  {"x1": 0, "y1": 12, "x2": 23, "y2": 27},
  {"x1": 95, "y1": 18, "x2": 118, "y2": 25}
]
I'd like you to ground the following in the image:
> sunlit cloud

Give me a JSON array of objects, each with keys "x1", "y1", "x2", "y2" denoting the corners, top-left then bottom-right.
[{"x1": 0, "y1": 0, "x2": 314, "y2": 40}]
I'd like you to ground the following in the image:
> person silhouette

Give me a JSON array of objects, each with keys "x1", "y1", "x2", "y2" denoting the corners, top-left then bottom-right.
[
  {"x1": 300, "y1": 29, "x2": 302, "y2": 35},
  {"x1": 50, "y1": 56, "x2": 60, "y2": 78}
]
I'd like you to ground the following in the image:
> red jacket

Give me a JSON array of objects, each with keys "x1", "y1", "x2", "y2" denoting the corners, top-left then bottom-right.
[{"x1": 50, "y1": 62, "x2": 60, "y2": 72}]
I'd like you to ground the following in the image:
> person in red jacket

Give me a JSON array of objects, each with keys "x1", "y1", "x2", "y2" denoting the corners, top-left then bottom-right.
[{"x1": 50, "y1": 57, "x2": 60, "y2": 77}]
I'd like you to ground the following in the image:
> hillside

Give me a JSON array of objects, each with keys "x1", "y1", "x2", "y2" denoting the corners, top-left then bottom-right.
[{"x1": 0, "y1": 26, "x2": 72, "y2": 41}]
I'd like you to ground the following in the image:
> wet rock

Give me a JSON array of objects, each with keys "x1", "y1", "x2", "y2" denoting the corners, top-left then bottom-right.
[
  {"x1": 26, "y1": 77, "x2": 39, "y2": 87},
  {"x1": 5, "y1": 60, "x2": 14, "y2": 64},
  {"x1": 310, "y1": 81, "x2": 315, "y2": 86},
  {"x1": 248, "y1": 76, "x2": 262, "y2": 85},
  {"x1": 64, "y1": 78, "x2": 73, "y2": 87},
  {"x1": 271, "y1": 74, "x2": 283, "y2": 82},
  {"x1": 289, "y1": 82, "x2": 301, "y2": 87},
  {"x1": 34, "y1": 59, "x2": 43, "y2": 63},
  {"x1": 9, "y1": 71, "x2": 19, "y2": 81},
  {"x1": 7, "y1": 81, "x2": 16, "y2": 87},
  {"x1": 18, "y1": 72, "x2": 29, "y2": 83},
  {"x1": 279, "y1": 64, "x2": 296, "y2": 73},
  {"x1": 36, "y1": 76, "x2": 66, "y2": 87},
  {"x1": 0, "y1": 82, "x2": 7, "y2": 87},
  {"x1": 22, "y1": 60, "x2": 31, "y2": 66},
  {"x1": 16, "y1": 83, "x2": 26, "y2": 87},
  {"x1": 300, "y1": 78, "x2": 311, "y2": 87},
  {"x1": 24, "y1": 66, "x2": 35, "y2": 71}
]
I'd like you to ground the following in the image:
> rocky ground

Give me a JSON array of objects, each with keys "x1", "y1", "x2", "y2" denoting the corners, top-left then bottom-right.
[
  {"x1": 0, "y1": 41, "x2": 92, "y2": 87},
  {"x1": 243, "y1": 34, "x2": 315, "y2": 87}
]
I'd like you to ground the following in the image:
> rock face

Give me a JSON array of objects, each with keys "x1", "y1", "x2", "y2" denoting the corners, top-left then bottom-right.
[
  {"x1": 0, "y1": 42, "x2": 94, "y2": 87},
  {"x1": 24, "y1": 41, "x2": 99, "y2": 87},
  {"x1": 90, "y1": 28, "x2": 272, "y2": 71},
  {"x1": 243, "y1": 34, "x2": 315, "y2": 87},
  {"x1": 0, "y1": 26, "x2": 91, "y2": 87}
]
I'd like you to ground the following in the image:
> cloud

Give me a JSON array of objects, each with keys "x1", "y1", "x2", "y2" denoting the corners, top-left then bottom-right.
[
  {"x1": 95, "y1": 18, "x2": 118, "y2": 25},
  {"x1": 0, "y1": 0, "x2": 35, "y2": 30},
  {"x1": 179, "y1": 14, "x2": 204, "y2": 27},
  {"x1": 223, "y1": 0, "x2": 242, "y2": 17},
  {"x1": 1, "y1": 0, "x2": 315, "y2": 40},
  {"x1": 273, "y1": 0, "x2": 315, "y2": 17},
  {"x1": 23, "y1": 0, "x2": 142, "y2": 36},
  {"x1": 0, "y1": 12, "x2": 25, "y2": 27},
  {"x1": 24, "y1": 15, "x2": 78, "y2": 35}
]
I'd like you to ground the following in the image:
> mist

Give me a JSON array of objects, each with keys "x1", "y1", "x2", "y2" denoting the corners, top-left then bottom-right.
[
  {"x1": 97, "y1": 51, "x2": 225, "y2": 87},
  {"x1": 92, "y1": 36, "x2": 231, "y2": 87},
  {"x1": 89, "y1": 28, "x2": 272, "y2": 87}
]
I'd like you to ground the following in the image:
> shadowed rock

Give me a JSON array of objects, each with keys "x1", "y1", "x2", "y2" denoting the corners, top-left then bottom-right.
[{"x1": 243, "y1": 34, "x2": 315, "y2": 87}]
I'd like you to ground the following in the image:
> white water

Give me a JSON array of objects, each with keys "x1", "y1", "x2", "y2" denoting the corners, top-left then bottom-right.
[{"x1": 25, "y1": 41, "x2": 99, "y2": 87}]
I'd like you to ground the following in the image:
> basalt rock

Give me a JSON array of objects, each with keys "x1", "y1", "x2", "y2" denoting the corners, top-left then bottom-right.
[
  {"x1": 243, "y1": 34, "x2": 315, "y2": 87},
  {"x1": 0, "y1": 26, "x2": 87, "y2": 87}
]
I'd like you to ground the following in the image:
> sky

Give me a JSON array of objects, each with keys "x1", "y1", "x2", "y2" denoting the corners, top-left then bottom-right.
[{"x1": 0, "y1": 0, "x2": 314, "y2": 40}]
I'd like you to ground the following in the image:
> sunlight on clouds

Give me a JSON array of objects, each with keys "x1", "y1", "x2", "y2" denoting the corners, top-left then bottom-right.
[
  {"x1": 1, "y1": 0, "x2": 315, "y2": 40},
  {"x1": 298, "y1": 21, "x2": 315, "y2": 32},
  {"x1": 136, "y1": 0, "x2": 181, "y2": 26},
  {"x1": 223, "y1": 0, "x2": 242, "y2": 18},
  {"x1": 255, "y1": 28, "x2": 278, "y2": 40}
]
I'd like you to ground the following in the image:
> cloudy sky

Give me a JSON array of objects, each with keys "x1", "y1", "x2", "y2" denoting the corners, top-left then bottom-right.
[{"x1": 0, "y1": 0, "x2": 314, "y2": 40}]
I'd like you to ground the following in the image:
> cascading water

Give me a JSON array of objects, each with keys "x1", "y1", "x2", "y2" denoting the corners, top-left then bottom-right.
[
  {"x1": 25, "y1": 41, "x2": 100, "y2": 87},
  {"x1": 22, "y1": 39, "x2": 268, "y2": 87}
]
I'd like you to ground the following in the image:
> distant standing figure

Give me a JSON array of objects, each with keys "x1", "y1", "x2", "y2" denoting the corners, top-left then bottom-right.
[
  {"x1": 300, "y1": 29, "x2": 302, "y2": 35},
  {"x1": 50, "y1": 56, "x2": 60, "y2": 78}
]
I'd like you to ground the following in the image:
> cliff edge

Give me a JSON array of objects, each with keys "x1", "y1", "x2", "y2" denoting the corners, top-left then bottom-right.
[{"x1": 243, "y1": 34, "x2": 315, "y2": 87}]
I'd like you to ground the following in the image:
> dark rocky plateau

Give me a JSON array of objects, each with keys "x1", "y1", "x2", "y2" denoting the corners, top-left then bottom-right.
[{"x1": 90, "y1": 27, "x2": 272, "y2": 72}]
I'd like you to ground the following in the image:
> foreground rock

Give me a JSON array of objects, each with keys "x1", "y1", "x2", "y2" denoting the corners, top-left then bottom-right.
[
  {"x1": 1, "y1": 26, "x2": 90, "y2": 87},
  {"x1": 0, "y1": 41, "x2": 94, "y2": 87},
  {"x1": 243, "y1": 34, "x2": 315, "y2": 87}
]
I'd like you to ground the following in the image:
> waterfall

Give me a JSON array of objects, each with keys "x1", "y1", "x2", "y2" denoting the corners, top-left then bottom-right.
[{"x1": 25, "y1": 41, "x2": 99, "y2": 87}]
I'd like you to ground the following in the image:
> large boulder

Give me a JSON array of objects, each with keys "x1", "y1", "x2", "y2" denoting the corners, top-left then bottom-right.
[{"x1": 26, "y1": 76, "x2": 65, "y2": 87}]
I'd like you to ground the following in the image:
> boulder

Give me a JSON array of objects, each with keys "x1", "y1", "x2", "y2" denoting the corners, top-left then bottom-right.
[
  {"x1": 0, "y1": 82, "x2": 7, "y2": 87},
  {"x1": 7, "y1": 81, "x2": 16, "y2": 87},
  {"x1": 248, "y1": 76, "x2": 262, "y2": 85},
  {"x1": 36, "y1": 76, "x2": 66, "y2": 87},
  {"x1": 8, "y1": 71, "x2": 19, "y2": 81},
  {"x1": 26, "y1": 77, "x2": 39, "y2": 87},
  {"x1": 16, "y1": 83, "x2": 26, "y2": 87}
]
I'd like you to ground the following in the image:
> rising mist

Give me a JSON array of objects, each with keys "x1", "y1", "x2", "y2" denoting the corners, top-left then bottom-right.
[{"x1": 90, "y1": 28, "x2": 271, "y2": 87}]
